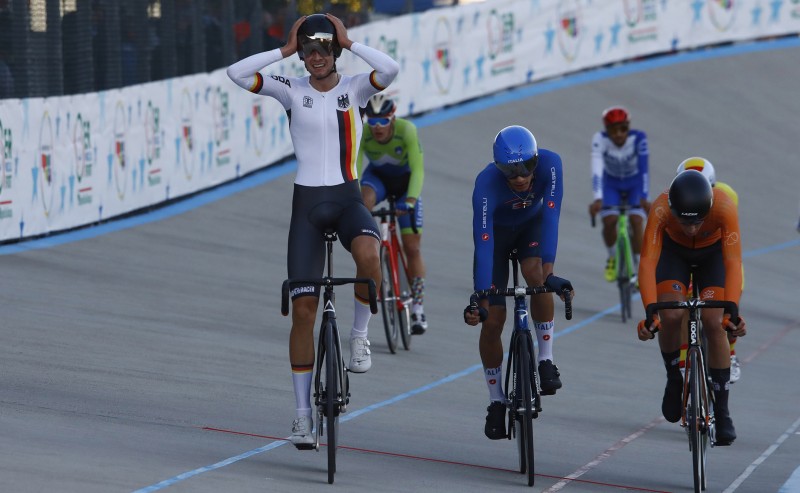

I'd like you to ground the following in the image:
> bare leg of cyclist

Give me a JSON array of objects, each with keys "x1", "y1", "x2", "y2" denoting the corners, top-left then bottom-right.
[
  {"x1": 402, "y1": 232, "x2": 428, "y2": 334},
  {"x1": 480, "y1": 306, "x2": 508, "y2": 439},
  {"x1": 521, "y1": 257, "x2": 561, "y2": 394},
  {"x1": 602, "y1": 214, "x2": 618, "y2": 282},
  {"x1": 655, "y1": 290, "x2": 685, "y2": 423},
  {"x1": 348, "y1": 235, "x2": 381, "y2": 373},
  {"x1": 289, "y1": 295, "x2": 320, "y2": 448},
  {"x1": 361, "y1": 185, "x2": 377, "y2": 210}
]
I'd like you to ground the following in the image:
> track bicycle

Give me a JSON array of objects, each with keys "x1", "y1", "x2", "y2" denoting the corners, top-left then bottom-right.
[
  {"x1": 468, "y1": 251, "x2": 573, "y2": 487},
  {"x1": 644, "y1": 277, "x2": 739, "y2": 493},
  {"x1": 371, "y1": 196, "x2": 417, "y2": 353},
  {"x1": 281, "y1": 231, "x2": 378, "y2": 484},
  {"x1": 592, "y1": 194, "x2": 637, "y2": 322}
]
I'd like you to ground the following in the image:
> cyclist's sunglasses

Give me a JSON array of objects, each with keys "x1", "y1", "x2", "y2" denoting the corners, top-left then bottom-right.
[
  {"x1": 498, "y1": 156, "x2": 538, "y2": 179},
  {"x1": 677, "y1": 217, "x2": 705, "y2": 226},
  {"x1": 367, "y1": 117, "x2": 392, "y2": 127},
  {"x1": 300, "y1": 36, "x2": 334, "y2": 58},
  {"x1": 606, "y1": 123, "x2": 630, "y2": 133}
]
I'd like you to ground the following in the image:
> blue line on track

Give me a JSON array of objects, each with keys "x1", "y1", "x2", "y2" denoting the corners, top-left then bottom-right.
[{"x1": 4, "y1": 37, "x2": 799, "y2": 256}]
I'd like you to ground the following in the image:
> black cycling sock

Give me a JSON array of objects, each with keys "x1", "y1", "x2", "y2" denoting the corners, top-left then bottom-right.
[
  {"x1": 661, "y1": 350, "x2": 681, "y2": 380},
  {"x1": 710, "y1": 367, "x2": 731, "y2": 416}
]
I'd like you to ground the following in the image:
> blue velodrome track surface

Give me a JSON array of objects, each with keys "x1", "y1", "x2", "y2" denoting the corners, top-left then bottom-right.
[{"x1": 1, "y1": 38, "x2": 799, "y2": 493}]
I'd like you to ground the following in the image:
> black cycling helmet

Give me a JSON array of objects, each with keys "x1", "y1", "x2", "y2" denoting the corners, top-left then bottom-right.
[
  {"x1": 297, "y1": 14, "x2": 342, "y2": 60},
  {"x1": 668, "y1": 169, "x2": 713, "y2": 223},
  {"x1": 365, "y1": 93, "x2": 396, "y2": 118}
]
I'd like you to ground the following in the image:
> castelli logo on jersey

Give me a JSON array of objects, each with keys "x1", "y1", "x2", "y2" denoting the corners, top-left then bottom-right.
[
  {"x1": 547, "y1": 200, "x2": 555, "y2": 208},
  {"x1": 482, "y1": 233, "x2": 490, "y2": 241},
  {"x1": 550, "y1": 167, "x2": 557, "y2": 196},
  {"x1": 725, "y1": 232, "x2": 739, "y2": 245}
]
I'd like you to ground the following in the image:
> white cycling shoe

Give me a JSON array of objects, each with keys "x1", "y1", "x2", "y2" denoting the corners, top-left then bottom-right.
[
  {"x1": 349, "y1": 336, "x2": 371, "y2": 373},
  {"x1": 290, "y1": 415, "x2": 315, "y2": 450}
]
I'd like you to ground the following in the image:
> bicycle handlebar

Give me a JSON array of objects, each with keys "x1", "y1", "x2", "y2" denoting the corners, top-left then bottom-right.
[
  {"x1": 281, "y1": 278, "x2": 378, "y2": 316},
  {"x1": 469, "y1": 285, "x2": 573, "y2": 321},
  {"x1": 644, "y1": 300, "x2": 740, "y2": 334},
  {"x1": 371, "y1": 206, "x2": 418, "y2": 235}
]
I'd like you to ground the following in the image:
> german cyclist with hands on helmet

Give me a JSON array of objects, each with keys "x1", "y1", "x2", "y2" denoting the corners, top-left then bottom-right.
[
  {"x1": 226, "y1": 13, "x2": 399, "y2": 449},
  {"x1": 357, "y1": 94, "x2": 429, "y2": 334},
  {"x1": 463, "y1": 125, "x2": 573, "y2": 440},
  {"x1": 637, "y1": 169, "x2": 746, "y2": 445},
  {"x1": 675, "y1": 158, "x2": 744, "y2": 384},
  {"x1": 589, "y1": 106, "x2": 650, "y2": 282}
]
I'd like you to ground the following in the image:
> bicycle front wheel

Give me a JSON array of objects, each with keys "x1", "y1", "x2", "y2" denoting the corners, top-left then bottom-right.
[
  {"x1": 379, "y1": 246, "x2": 399, "y2": 354},
  {"x1": 687, "y1": 349, "x2": 707, "y2": 492},
  {"x1": 398, "y1": 268, "x2": 412, "y2": 350},
  {"x1": 513, "y1": 333, "x2": 536, "y2": 486},
  {"x1": 324, "y1": 321, "x2": 339, "y2": 484}
]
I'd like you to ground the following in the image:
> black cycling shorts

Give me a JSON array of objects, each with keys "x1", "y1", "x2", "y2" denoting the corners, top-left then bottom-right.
[
  {"x1": 655, "y1": 236, "x2": 725, "y2": 298},
  {"x1": 288, "y1": 181, "x2": 380, "y2": 299},
  {"x1": 484, "y1": 214, "x2": 543, "y2": 306}
]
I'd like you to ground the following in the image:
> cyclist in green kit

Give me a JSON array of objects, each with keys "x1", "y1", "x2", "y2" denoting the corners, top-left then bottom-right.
[{"x1": 357, "y1": 94, "x2": 429, "y2": 334}]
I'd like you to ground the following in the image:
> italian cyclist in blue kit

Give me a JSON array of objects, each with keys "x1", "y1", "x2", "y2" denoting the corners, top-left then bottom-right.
[
  {"x1": 588, "y1": 106, "x2": 650, "y2": 281},
  {"x1": 227, "y1": 13, "x2": 399, "y2": 449},
  {"x1": 463, "y1": 126, "x2": 573, "y2": 440}
]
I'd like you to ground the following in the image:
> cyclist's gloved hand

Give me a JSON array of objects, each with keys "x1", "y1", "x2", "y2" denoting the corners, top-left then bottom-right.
[
  {"x1": 463, "y1": 304, "x2": 487, "y2": 325},
  {"x1": 637, "y1": 316, "x2": 660, "y2": 341},
  {"x1": 545, "y1": 273, "x2": 573, "y2": 295},
  {"x1": 723, "y1": 314, "x2": 747, "y2": 337},
  {"x1": 394, "y1": 201, "x2": 410, "y2": 213}
]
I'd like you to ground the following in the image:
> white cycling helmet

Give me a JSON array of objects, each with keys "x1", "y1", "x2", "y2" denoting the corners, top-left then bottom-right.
[{"x1": 676, "y1": 157, "x2": 716, "y2": 187}]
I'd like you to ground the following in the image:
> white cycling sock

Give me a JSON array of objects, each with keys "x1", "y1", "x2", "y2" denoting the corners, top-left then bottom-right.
[
  {"x1": 607, "y1": 245, "x2": 616, "y2": 259},
  {"x1": 485, "y1": 365, "x2": 504, "y2": 402},
  {"x1": 534, "y1": 319, "x2": 555, "y2": 362},
  {"x1": 292, "y1": 370, "x2": 313, "y2": 417},
  {"x1": 351, "y1": 296, "x2": 371, "y2": 339}
]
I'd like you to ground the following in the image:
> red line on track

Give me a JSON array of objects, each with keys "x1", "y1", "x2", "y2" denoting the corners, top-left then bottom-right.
[{"x1": 201, "y1": 426, "x2": 669, "y2": 492}]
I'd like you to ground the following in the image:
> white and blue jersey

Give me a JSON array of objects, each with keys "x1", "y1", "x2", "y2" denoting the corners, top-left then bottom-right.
[
  {"x1": 591, "y1": 129, "x2": 649, "y2": 208},
  {"x1": 472, "y1": 149, "x2": 563, "y2": 293}
]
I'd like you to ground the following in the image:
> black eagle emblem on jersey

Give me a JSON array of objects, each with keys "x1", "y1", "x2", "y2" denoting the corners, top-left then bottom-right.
[{"x1": 337, "y1": 93, "x2": 350, "y2": 110}]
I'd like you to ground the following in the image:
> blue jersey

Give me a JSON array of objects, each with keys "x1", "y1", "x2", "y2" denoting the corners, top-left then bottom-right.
[
  {"x1": 472, "y1": 149, "x2": 564, "y2": 292},
  {"x1": 591, "y1": 129, "x2": 649, "y2": 201}
]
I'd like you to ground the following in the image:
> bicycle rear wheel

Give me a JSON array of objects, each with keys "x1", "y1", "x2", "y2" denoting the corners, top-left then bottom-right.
[
  {"x1": 324, "y1": 321, "x2": 339, "y2": 484},
  {"x1": 617, "y1": 246, "x2": 631, "y2": 323},
  {"x1": 379, "y1": 246, "x2": 399, "y2": 354},
  {"x1": 687, "y1": 349, "x2": 707, "y2": 492}
]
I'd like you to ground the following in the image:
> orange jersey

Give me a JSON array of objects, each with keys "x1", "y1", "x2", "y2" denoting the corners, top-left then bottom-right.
[{"x1": 639, "y1": 188, "x2": 743, "y2": 308}]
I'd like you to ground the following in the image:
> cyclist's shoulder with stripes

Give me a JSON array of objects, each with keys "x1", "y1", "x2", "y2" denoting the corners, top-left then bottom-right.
[{"x1": 714, "y1": 181, "x2": 739, "y2": 207}]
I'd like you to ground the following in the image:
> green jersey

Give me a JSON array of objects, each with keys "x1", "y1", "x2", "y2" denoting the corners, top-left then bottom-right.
[{"x1": 357, "y1": 118, "x2": 424, "y2": 200}]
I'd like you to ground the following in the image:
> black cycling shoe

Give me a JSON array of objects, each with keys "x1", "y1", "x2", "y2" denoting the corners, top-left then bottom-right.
[
  {"x1": 538, "y1": 360, "x2": 562, "y2": 395},
  {"x1": 484, "y1": 401, "x2": 507, "y2": 440},
  {"x1": 662, "y1": 376, "x2": 683, "y2": 423},
  {"x1": 715, "y1": 415, "x2": 737, "y2": 446},
  {"x1": 410, "y1": 313, "x2": 427, "y2": 335}
]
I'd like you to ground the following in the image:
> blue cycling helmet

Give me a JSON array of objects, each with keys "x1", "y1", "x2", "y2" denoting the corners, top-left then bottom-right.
[{"x1": 493, "y1": 125, "x2": 539, "y2": 179}]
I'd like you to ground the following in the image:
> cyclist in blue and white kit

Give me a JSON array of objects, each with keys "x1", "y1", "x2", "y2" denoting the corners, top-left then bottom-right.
[
  {"x1": 588, "y1": 106, "x2": 650, "y2": 282},
  {"x1": 463, "y1": 126, "x2": 573, "y2": 440},
  {"x1": 227, "y1": 13, "x2": 399, "y2": 449}
]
